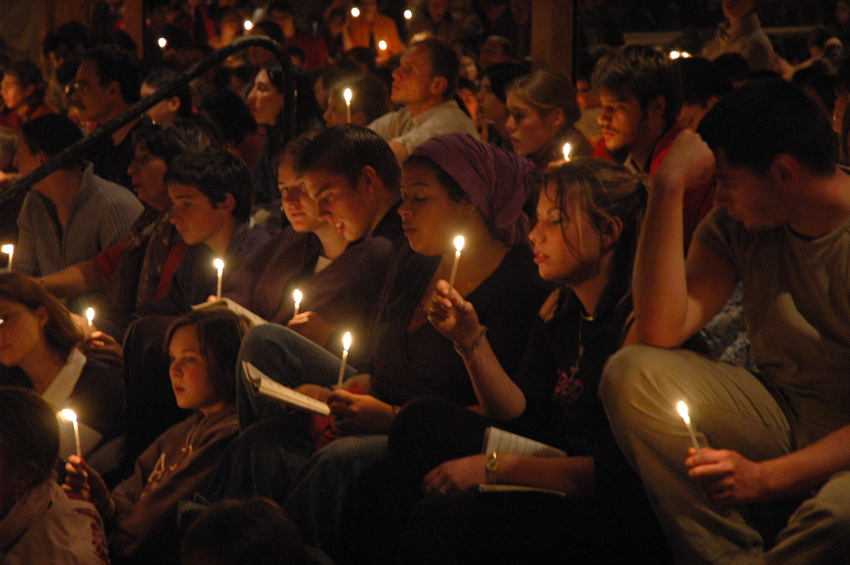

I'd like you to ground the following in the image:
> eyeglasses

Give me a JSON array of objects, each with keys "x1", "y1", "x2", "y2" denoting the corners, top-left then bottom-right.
[{"x1": 66, "y1": 81, "x2": 96, "y2": 95}]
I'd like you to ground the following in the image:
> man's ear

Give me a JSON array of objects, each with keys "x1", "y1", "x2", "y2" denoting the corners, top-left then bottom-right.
[
  {"x1": 548, "y1": 107, "x2": 565, "y2": 131},
  {"x1": 359, "y1": 165, "x2": 379, "y2": 194},
  {"x1": 219, "y1": 192, "x2": 237, "y2": 214},
  {"x1": 106, "y1": 80, "x2": 122, "y2": 100},
  {"x1": 769, "y1": 154, "x2": 799, "y2": 186},
  {"x1": 646, "y1": 95, "x2": 667, "y2": 123},
  {"x1": 430, "y1": 75, "x2": 449, "y2": 99},
  {"x1": 166, "y1": 96, "x2": 181, "y2": 113}
]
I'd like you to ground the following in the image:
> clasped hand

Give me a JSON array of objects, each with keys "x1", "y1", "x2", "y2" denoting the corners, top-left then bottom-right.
[
  {"x1": 427, "y1": 280, "x2": 482, "y2": 347},
  {"x1": 686, "y1": 447, "x2": 770, "y2": 505}
]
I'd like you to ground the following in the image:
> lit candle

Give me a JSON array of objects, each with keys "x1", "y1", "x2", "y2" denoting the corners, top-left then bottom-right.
[
  {"x1": 214, "y1": 258, "x2": 224, "y2": 299},
  {"x1": 60, "y1": 408, "x2": 82, "y2": 458},
  {"x1": 669, "y1": 50, "x2": 681, "y2": 60},
  {"x1": 293, "y1": 289, "x2": 302, "y2": 318},
  {"x1": 378, "y1": 40, "x2": 387, "y2": 51},
  {"x1": 404, "y1": 9, "x2": 413, "y2": 19},
  {"x1": 676, "y1": 401, "x2": 701, "y2": 453},
  {"x1": 351, "y1": 7, "x2": 360, "y2": 17},
  {"x1": 562, "y1": 142, "x2": 572, "y2": 162},
  {"x1": 243, "y1": 20, "x2": 253, "y2": 31},
  {"x1": 448, "y1": 236, "x2": 464, "y2": 289},
  {"x1": 157, "y1": 37, "x2": 167, "y2": 49},
  {"x1": 337, "y1": 331, "x2": 352, "y2": 388},
  {"x1": 85, "y1": 307, "x2": 95, "y2": 329},
  {"x1": 343, "y1": 88, "x2": 353, "y2": 124},
  {"x1": 1, "y1": 244, "x2": 13, "y2": 271}
]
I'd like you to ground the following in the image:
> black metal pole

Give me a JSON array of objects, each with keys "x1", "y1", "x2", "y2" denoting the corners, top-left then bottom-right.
[{"x1": 2, "y1": 35, "x2": 296, "y2": 204}]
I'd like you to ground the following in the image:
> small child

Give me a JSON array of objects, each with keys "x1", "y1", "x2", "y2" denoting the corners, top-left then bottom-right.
[{"x1": 64, "y1": 309, "x2": 249, "y2": 564}]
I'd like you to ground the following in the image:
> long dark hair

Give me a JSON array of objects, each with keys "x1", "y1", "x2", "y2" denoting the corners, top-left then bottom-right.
[
  {"x1": 0, "y1": 272, "x2": 83, "y2": 358},
  {"x1": 534, "y1": 158, "x2": 647, "y2": 338}
]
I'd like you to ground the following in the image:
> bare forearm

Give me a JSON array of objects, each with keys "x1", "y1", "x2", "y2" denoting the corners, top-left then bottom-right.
[
  {"x1": 41, "y1": 260, "x2": 106, "y2": 298},
  {"x1": 761, "y1": 425, "x2": 850, "y2": 498},
  {"x1": 633, "y1": 181, "x2": 690, "y2": 346},
  {"x1": 498, "y1": 454, "x2": 595, "y2": 496},
  {"x1": 460, "y1": 335, "x2": 526, "y2": 421}
]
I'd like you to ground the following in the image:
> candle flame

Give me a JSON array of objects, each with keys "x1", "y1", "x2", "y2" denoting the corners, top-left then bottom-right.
[
  {"x1": 342, "y1": 331, "x2": 352, "y2": 351},
  {"x1": 378, "y1": 40, "x2": 387, "y2": 51},
  {"x1": 344, "y1": 88, "x2": 353, "y2": 103},
  {"x1": 454, "y1": 235, "x2": 465, "y2": 253},
  {"x1": 60, "y1": 408, "x2": 77, "y2": 422},
  {"x1": 562, "y1": 142, "x2": 571, "y2": 161},
  {"x1": 85, "y1": 308, "x2": 95, "y2": 325},
  {"x1": 676, "y1": 401, "x2": 690, "y2": 424},
  {"x1": 669, "y1": 50, "x2": 681, "y2": 59},
  {"x1": 243, "y1": 20, "x2": 253, "y2": 31},
  {"x1": 351, "y1": 7, "x2": 360, "y2": 17},
  {"x1": 213, "y1": 258, "x2": 224, "y2": 272},
  {"x1": 404, "y1": 9, "x2": 413, "y2": 19},
  {"x1": 293, "y1": 289, "x2": 302, "y2": 305},
  {"x1": 157, "y1": 37, "x2": 167, "y2": 49},
  {"x1": 1, "y1": 244, "x2": 12, "y2": 255}
]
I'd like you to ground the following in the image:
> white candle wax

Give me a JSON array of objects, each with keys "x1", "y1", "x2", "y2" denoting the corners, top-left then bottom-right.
[
  {"x1": 2, "y1": 244, "x2": 13, "y2": 271},
  {"x1": 344, "y1": 88, "x2": 353, "y2": 124},
  {"x1": 60, "y1": 409, "x2": 82, "y2": 458},
  {"x1": 213, "y1": 258, "x2": 225, "y2": 299},
  {"x1": 337, "y1": 332, "x2": 352, "y2": 387},
  {"x1": 676, "y1": 401, "x2": 701, "y2": 453},
  {"x1": 293, "y1": 289, "x2": 302, "y2": 318},
  {"x1": 448, "y1": 236, "x2": 465, "y2": 289}
]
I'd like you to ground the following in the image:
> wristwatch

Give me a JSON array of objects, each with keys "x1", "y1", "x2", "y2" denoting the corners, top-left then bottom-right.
[{"x1": 485, "y1": 451, "x2": 500, "y2": 484}]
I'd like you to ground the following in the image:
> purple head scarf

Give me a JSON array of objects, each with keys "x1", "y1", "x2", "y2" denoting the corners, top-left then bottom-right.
[{"x1": 410, "y1": 133, "x2": 535, "y2": 246}]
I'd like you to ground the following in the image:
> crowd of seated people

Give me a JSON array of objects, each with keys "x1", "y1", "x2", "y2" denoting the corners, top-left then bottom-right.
[{"x1": 2, "y1": 2, "x2": 850, "y2": 564}]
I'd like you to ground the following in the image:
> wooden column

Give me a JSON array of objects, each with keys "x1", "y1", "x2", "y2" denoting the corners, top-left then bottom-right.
[{"x1": 530, "y1": 0, "x2": 575, "y2": 80}]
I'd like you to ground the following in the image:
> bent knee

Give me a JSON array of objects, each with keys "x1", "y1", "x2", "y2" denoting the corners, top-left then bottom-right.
[{"x1": 600, "y1": 344, "x2": 668, "y2": 405}]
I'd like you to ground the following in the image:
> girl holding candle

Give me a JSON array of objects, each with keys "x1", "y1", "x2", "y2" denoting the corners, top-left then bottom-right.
[
  {"x1": 64, "y1": 309, "x2": 249, "y2": 565},
  {"x1": 229, "y1": 134, "x2": 549, "y2": 562},
  {"x1": 0, "y1": 387, "x2": 108, "y2": 565},
  {"x1": 0, "y1": 272, "x2": 124, "y2": 467},
  {"x1": 504, "y1": 69, "x2": 594, "y2": 169},
  {"x1": 388, "y1": 159, "x2": 671, "y2": 563}
]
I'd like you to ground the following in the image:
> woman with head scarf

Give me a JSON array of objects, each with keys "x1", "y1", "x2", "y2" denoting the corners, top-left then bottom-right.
[{"x1": 207, "y1": 135, "x2": 551, "y2": 559}]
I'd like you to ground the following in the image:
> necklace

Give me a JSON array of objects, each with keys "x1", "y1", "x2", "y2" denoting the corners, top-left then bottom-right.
[{"x1": 568, "y1": 316, "x2": 585, "y2": 377}]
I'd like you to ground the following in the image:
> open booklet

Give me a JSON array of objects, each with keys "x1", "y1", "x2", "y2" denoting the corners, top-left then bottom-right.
[
  {"x1": 192, "y1": 298, "x2": 268, "y2": 328},
  {"x1": 242, "y1": 361, "x2": 331, "y2": 416},
  {"x1": 478, "y1": 427, "x2": 567, "y2": 497}
]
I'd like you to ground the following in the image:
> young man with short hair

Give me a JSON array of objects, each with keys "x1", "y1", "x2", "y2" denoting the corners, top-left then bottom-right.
[
  {"x1": 72, "y1": 45, "x2": 144, "y2": 189},
  {"x1": 593, "y1": 44, "x2": 715, "y2": 247},
  {"x1": 15, "y1": 114, "x2": 143, "y2": 285},
  {"x1": 299, "y1": 124, "x2": 404, "y2": 243},
  {"x1": 601, "y1": 78, "x2": 850, "y2": 565},
  {"x1": 143, "y1": 149, "x2": 270, "y2": 314},
  {"x1": 369, "y1": 38, "x2": 477, "y2": 164}
]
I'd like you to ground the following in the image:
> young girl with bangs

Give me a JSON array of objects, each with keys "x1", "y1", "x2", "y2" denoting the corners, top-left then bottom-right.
[
  {"x1": 64, "y1": 309, "x2": 249, "y2": 565},
  {"x1": 390, "y1": 158, "x2": 673, "y2": 564}
]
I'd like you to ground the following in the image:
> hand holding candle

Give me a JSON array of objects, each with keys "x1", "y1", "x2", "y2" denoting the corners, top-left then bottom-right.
[
  {"x1": 448, "y1": 236, "x2": 464, "y2": 289},
  {"x1": 60, "y1": 408, "x2": 82, "y2": 458},
  {"x1": 1, "y1": 244, "x2": 13, "y2": 271},
  {"x1": 293, "y1": 289, "x2": 302, "y2": 317},
  {"x1": 213, "y1": 258, "x2": 225, "y2": 299},
  {"x1": 337, "y1": 331, "x2": 352, "y2": 388},
  {"x1": 676, "y1": 401, "x2": 701, "y2": 453},
  {"x1": 344, "y1": 88, "x2": 353, "y2": 124}
]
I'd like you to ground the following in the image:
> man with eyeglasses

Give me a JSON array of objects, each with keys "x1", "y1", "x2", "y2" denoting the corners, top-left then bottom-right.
[{"x1": 71, "y1": 45, "x2": 146, "y2": 192}]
